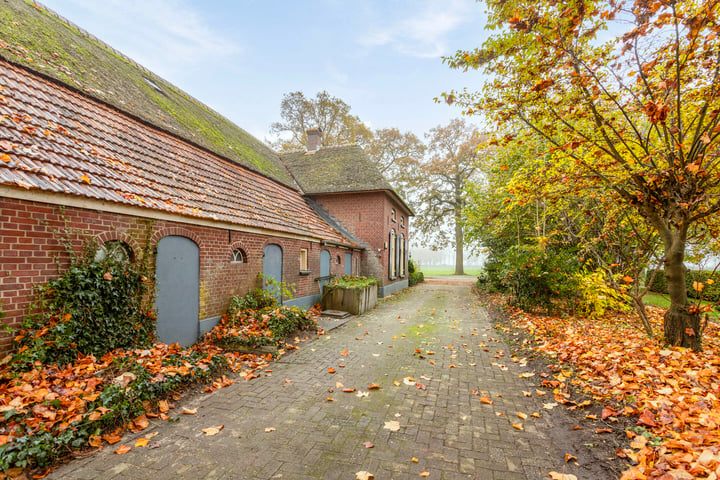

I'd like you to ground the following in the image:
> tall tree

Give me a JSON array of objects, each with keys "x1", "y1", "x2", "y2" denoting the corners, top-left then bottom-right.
[
  {"x1": 444, "y1": 0, "x2": 720, "y2": 350},
  {"x1": 270, "y1": 91, "x2": 372, "y2": 151},
  {"x1": 366, "y1": 127, "x2": 425, "y2": 199},
  {"x1": 413, "y1": 118, "x2": 482, "y2": 275}
]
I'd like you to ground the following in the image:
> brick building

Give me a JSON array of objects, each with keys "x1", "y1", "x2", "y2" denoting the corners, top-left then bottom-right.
[
  {"x1": 0, "y1": 1, "x2": 411, "y2": 351},
  {"x1": 282, "y1": 129, "x2": 412, "y2": 297}
]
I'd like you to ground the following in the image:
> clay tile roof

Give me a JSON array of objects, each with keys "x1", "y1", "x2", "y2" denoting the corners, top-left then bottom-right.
[
  {"x1": 0, "y1": 0, "x2": 294, "y2": 187},
  {"x1": 281, "y1": 145, "x2": 413, "y2": 215},
  {"x1": 0, "y1": 60, "x2": 353, "y2": 244}
]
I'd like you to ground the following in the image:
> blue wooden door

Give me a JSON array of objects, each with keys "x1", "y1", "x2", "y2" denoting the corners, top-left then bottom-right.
[
  {"x1": 155, "y1": 236, "x2": 199, "y2": 347},
  {"x1": 320, "y1": 249, "x2": 331, "y2": 290},
  {"x1": 263, "y1": 244, "x2": 283, "y2": 301},
  {"x1": 344, "y1": 253, "x2": 352, "y2": 276}
]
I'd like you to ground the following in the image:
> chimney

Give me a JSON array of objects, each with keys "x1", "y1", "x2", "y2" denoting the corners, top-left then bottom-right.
[{"x1": 306, "y1": 127, "x2": 322, "y2": 152}]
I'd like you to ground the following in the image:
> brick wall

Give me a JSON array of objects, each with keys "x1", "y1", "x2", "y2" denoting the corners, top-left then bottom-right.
[
  {"x1": 309, "y1": 192, "x2": 410, "y2": 286},
  {"x1": 0, "y1": 196, "x2": 352, "y2": 352}
]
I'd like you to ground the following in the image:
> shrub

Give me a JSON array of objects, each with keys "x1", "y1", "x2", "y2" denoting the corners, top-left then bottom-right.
[
  {"x1": 408, "y1": 258, "x2": 417, "y2": 274},
  {"x1": 498, "y1": 244, "x2": 580, "y2": 312},
  {"x1": 13, "y1": 258, "x2": 154, "y2": 368},
  {"x1": 326, "y1": 275, "x2": 378, "y2": 289},
  {"x1": 409, "y1": 271, "x2": 424, "y2": 286},
  {"x1": 646, "y1": 269, "x2": 720, "y2": 302},
  {"x1": 228, "y1": 288, "x2": 277, "y2": 316},
  {"x1": 576, "y1": 270, "x2": 632, "y2": 318}
]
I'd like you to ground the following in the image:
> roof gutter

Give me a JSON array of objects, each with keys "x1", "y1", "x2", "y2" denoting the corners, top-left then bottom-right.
[{"x1": 321, "y1": 240, "x2": 364, "y2": 251}]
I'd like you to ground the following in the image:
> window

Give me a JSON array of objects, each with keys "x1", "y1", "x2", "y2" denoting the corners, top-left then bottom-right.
[
  {"x1": 389, "y1": 229, "x2": 396, "y2": 279},
  {"x1": 390, "y1": 208, "x2": 396, "y2": 222},
  {"x1": 336, "y1": 255, "x2": 341, "y2": 264},
  {"x1": 399, "y1": 234, "x2": 405, "y2": 277},
  {"x1": 299, "y1": 248, "x2": 308, "y2": 271},
  {"x1": 231, "y1": 248, "x2": 247, "y2": 263},
  {"x1": 94, "y1": 240, "x2": 131, "y2": 264},
  {"x1": 400, "y1": 216, "x2": 405, "y2": 228}
]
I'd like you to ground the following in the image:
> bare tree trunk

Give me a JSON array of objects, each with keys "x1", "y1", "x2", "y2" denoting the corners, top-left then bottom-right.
[{"x1": 662, "y1": 229, "x2": 702, "y2": 350}]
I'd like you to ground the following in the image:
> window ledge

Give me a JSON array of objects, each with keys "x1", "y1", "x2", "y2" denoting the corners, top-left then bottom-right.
[{"x1": 299, "y1": 270, "x2": 312, "y2": 276}]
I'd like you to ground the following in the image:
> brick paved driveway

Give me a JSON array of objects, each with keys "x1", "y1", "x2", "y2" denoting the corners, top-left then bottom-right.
[{"x1": 51, "y1": 283, "x2": 610, "y2": 480}]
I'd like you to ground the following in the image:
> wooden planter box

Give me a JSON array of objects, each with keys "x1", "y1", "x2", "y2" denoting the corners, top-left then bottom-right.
[{"x1": 322, "y1": 284, "x2": 378, "y2": 315}]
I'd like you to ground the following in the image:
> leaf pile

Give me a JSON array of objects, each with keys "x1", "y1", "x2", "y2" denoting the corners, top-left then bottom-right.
[
  {"x1": 503, "y1": 301, "x2": 720, "y2": 479},
  {"x1": 0, "y1": 306, "x2": 318, "y2": 473}
]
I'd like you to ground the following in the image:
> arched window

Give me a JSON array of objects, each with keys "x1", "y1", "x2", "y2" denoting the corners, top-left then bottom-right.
[
  {"x1": 399, "y1": 234, "x2": 405, "y2": 277},
  {"x1": 94, "y1": 240, "x2": 132, "y2": 264},
  {"x1": 389, "y1": 229, "x2": 396, "y2": 279},
  {"x1": 231, "y1": 248, "x2": 247, "y2": 263},
  {"x1": 390, "y1": 208, "x2": 396, "y2": 222},
  {"x1": 400, "y1": 216, "x2": 405, "y2": 228}
]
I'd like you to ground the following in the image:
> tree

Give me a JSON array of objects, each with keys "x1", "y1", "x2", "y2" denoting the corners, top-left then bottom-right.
[
  {"x1": 365, "y1": 127, "x2": 425, "y2": 199},
  {"x1": 413, "y1": 118, "x2": 482, "y2": 275},
  {"x1": 270, "y1": 91, "x2": 372, "y2": 151},
  {"x1": 444, "y1": 0, "x2": 720, "y2": 350}
]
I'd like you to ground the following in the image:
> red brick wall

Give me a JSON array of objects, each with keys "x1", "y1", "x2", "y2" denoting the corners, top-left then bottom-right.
[
  {"x1": 309, "y1": 192, "x2": 410, "y2": 285},
  {"x1": 0, "y1": 196, "x2": 347, "y2": 352}
]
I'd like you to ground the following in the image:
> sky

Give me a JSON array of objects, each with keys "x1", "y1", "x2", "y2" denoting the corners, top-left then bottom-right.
[{"x1": 38, "y1": 0, "x2": 490, "y2": 145}]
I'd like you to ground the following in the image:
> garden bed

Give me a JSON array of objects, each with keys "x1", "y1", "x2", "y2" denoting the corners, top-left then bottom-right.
[{"x1": 322, "y1": 276, "x2": 378, "y2": 315}]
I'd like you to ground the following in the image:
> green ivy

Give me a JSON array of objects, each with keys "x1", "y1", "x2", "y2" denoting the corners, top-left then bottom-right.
[{"x1": 13, "y1": 239, "x2": 154, "y2": 369}]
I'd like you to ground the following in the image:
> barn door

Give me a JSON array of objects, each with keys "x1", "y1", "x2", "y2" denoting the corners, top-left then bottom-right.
[
  {"x1": 263, "y1": 244, "x2": 283, "y2": 301},
  {"x1": 320, "y1": 249, "x2": 331, "y2": 290},
  {"x1": 155, "y1": 236, "x2": 199, "y2": 347},
  {"x1": 344, "y1": 253, "x2": 352, "y2": 276}
]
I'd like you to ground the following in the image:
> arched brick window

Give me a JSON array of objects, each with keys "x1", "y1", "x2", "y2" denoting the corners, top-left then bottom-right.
[
  {"x1": 94, "y1": 240, "x2": 133, "y2": 264},
  {"x1": 231, "y1": 248, "x2": 247, "y2": 263}
]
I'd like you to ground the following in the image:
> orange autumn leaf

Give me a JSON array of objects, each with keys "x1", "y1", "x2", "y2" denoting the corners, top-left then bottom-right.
[
  {"x1": 135, "y1": 437, "x2": 149, "y2": 448},
  {"x1": 341, "y1": 350, "x2": 349, "y2": 356},
  {"x1": 479, "y1": 395, "x2": 493, "y2": 405},
  {"x1": 0, "y1": 153, "x2": 10, "y2": 163},
  {"x1": 328, "y1": 367, "x2": 336, "y2": 374},
  {"x1": 80, "y1": 174, "x2": 91, "y2": 184},
  {"x1": 88, "y1": 435, "x2": 102, "y2": 447},
  {"x1": 512, "y1": 423, "x2": 524, "y2": 431},
  {"x1": 368, "y1": 383, "x2": 381, "y2": 390},
  {"x1": 114, "y1": 444, "x2": 131, "y2": 455}
]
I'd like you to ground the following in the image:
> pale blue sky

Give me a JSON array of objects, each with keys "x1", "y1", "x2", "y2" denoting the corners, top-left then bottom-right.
[{"x1": 39, "y1": 0, "x2": 488, "y2": 144}]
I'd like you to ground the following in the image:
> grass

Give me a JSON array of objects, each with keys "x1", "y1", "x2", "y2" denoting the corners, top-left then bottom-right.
[
  {"x1": 418, "y1": 266, "x2": 484, "y2": 276},
  {"x1": 643, "y1": 291, "x2": 719, "y2": 320}
]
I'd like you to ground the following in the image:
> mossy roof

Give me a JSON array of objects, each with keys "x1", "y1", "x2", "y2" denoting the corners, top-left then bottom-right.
[
  {"x1": 281, "y1": 145, "x2": 413, "y2": 214},
  {"x1": 281, "y1": 145, "x2": 394, "y2": 194},
  {"x1": 0, "y1": 0, "x2": 294, "y2": 186}
]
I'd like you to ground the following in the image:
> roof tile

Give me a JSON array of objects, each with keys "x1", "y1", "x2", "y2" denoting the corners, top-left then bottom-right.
[{"x1": 0, "y1": 60, "x2": 353, "y2": 245}]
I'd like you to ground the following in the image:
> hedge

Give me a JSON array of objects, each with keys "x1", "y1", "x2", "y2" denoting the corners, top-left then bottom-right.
[
  {"x1": 646, "y1": 269, "x2": 720, "y2": 302},
  {"x1": 409, "y1": 271, "x2": 424, "y2": 286}
]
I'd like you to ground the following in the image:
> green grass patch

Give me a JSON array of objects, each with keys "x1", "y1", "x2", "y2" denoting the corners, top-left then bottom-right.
[
  {"x1": 643, "y1": 291, "x2": 719, "y2": 320},
  {"x1": 419, "y1": 266, "x2": 484, "y2": 276}
]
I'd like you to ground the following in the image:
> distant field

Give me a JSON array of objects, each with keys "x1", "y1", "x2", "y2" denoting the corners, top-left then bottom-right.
[{"x1": 418, "y1": 266, "x2": 483, "y2": 276}]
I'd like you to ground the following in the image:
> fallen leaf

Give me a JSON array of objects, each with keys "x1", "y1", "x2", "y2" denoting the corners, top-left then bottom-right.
[
  {"x1": 411, "y1": 457, "x2": 419, "y2": 463},
  {"x1": 564, "y1": 453, "x2": 577, "y2": 462},
  {"x1": 517, "y1": 412, "x2": 528, "y2": 420},
  {"x1": 479, "y1": 396, "x2": 493, "y2": 405},
  {"x1": 368, "y1": 383, "x2": 381, "y2": 390},
  {"x1": 264, "y1": 427, "x2": 276, "y2": 433},
  {"x1": 512, "y1": 423, "x2": 524, "y2": 431},
  {"x1": 548, "y1": 473, "x2": 577, "y2": 480},
  {"x1": 342, "y1": 388, "x2": 356, "y2": 393},
  {"x1": 420, "y1": 472, "x2": 430, "y2": 477},
  {"x1": 135, "y1": 438, "x2": 149, "y2": 448},
  {"x1": 202, "y1": 425, "x2": 224, "y2": 436},
  {"x1": 80, "y1": 174, "x2": 91, "y2": 184},
  {"x1": 595, "y1": 428, "x2": 612, "y2": 434},
  {"x1": 363, "y1": 441, "x2": 374, "y2": 448},
  {"x1": 182, "y1": 407, "x2": 197, "y2": 415},
  {"x1": 341, "y1": 350, "x2": 349, "y2": 356},
  {"x1": 328, "y1": 368, "x2": 336, "y2": 374},
  {"x1": 384, "y1": 421, "x2": 401, "y2": 432},
  {"x1": 356, "y1": 471, "x2": 374, "y2": 480},
  {"x1": 114, "y1": 444, "x2": 131, "y2": 455},
  {"x1": 88, "y1": 435, "x2": 102, "y2": 447}
]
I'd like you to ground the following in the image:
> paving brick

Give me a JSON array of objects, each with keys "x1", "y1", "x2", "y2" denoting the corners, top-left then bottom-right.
[{"x1": 48, "y1": 284, "x2": 613, "y2": 480}]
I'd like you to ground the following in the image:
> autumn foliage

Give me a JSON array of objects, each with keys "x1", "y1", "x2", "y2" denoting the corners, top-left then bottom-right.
[{"x1": 500, "y1": 298, "x2": 720, "y2": 479}]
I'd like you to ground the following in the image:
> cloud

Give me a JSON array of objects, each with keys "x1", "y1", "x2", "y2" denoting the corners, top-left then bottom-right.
[
  {"x1": 52, "y1": 0, "x2": 239, "y2": 73},
  {"x1": 358, "y1": 0, "x2": 477, "y2": 58}
]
